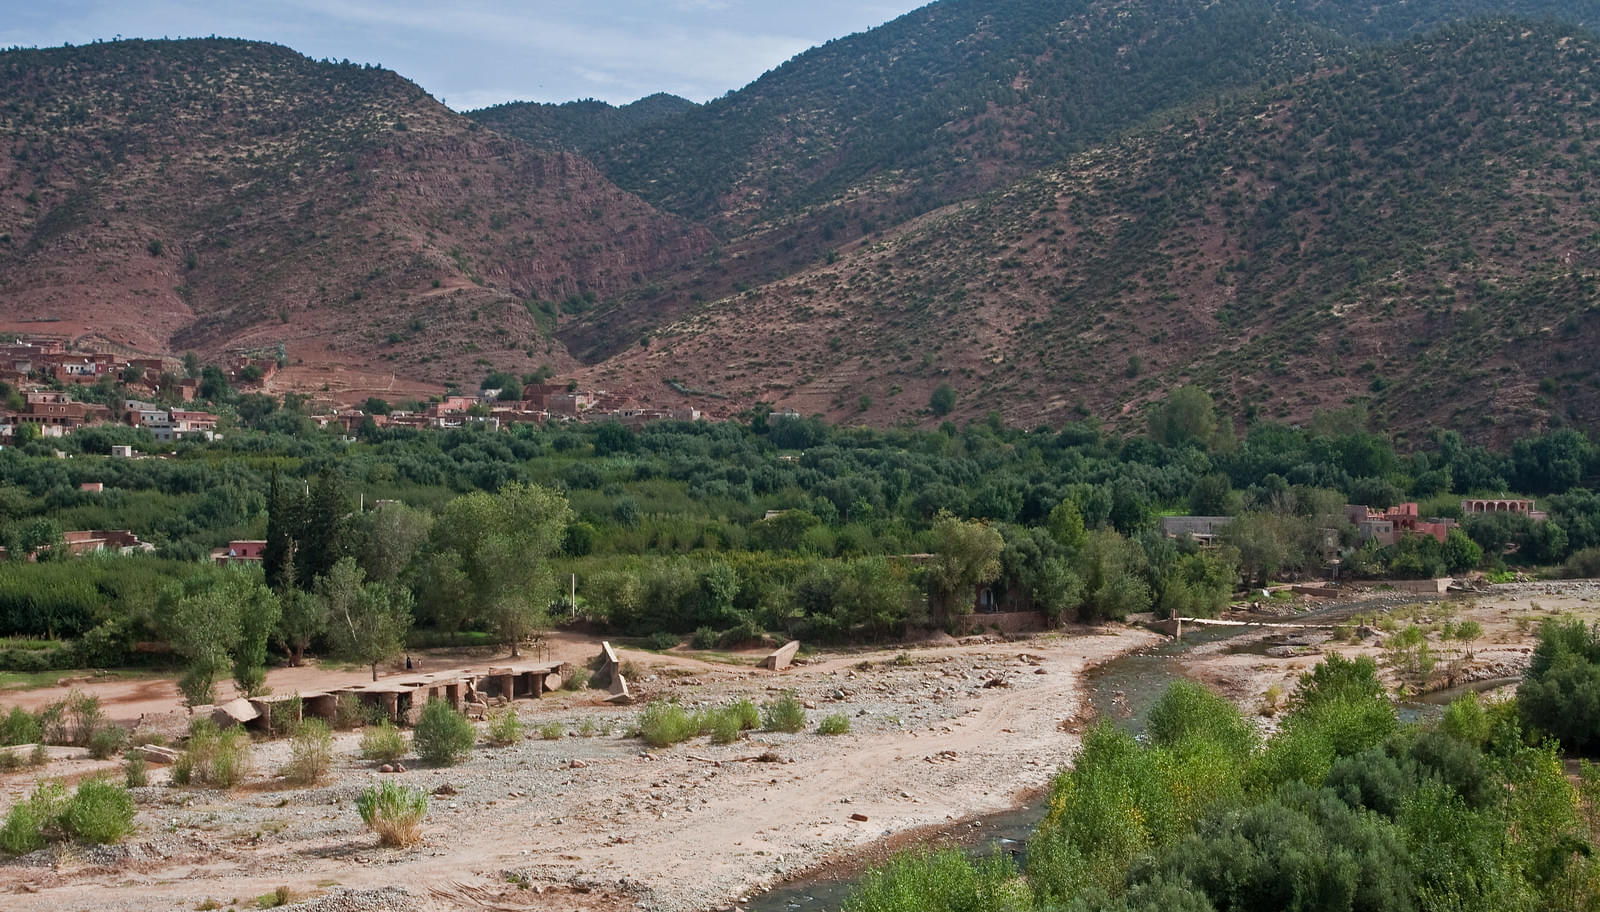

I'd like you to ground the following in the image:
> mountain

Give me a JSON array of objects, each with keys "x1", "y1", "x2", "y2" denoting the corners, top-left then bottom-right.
[
  {"x1": 0, "y1": 39, "x2": 710, "y2": 394},
  {"x1": 469, "y1": 93, "x2": 698, "y2": 158},
  {"x1": 551, "y1": 0, "x2": 1600, "y2": 365},
  {"x1": 580, "y1": 20, "x2": 1600, "y2": 441}
]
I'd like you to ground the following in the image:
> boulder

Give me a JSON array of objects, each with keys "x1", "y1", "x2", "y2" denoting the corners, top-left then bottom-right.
[{"x1": 759, "y1": 640, "x2": 801, "y2": 671}]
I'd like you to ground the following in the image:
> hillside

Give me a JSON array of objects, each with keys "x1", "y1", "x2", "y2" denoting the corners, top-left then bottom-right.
[
  {"x1": 468, "y1": 93, "x2": 698, "y2": 157},
  {"x1": 581, "y1": 20, "x2": 1600, "y2": 440},
  {"x1": 553, "y1": 0, "x2": 1600, "y2": 363},
  {"x1": 0, "y1": 39, "x2": 710, "y2": 394}
]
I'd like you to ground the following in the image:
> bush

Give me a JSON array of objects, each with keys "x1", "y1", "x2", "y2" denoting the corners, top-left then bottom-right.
[
  {"x1": 704, "y1": 708, "x2": 743, "y2": 744},
  {"x1": 0, "y1": 781, "x2": 65, "y2": 855},
  {"x1": 283, "y1": 720, "x2": 334, "y2": 785},
  {"x1": 691, "y1": 627, "x2": 718, "y2": 649},
  {"x1": 124, "y1": 750, "x2": 148, "y2": 788},
  {"x1": 62, "y1": 778, "x2": 135, "y2": 844},
  {"x1": 818, "y1": 712, "x2": 852, "y2": 735},
  {"x1": 412, "y1": 700, "x2": 475, "y2": 766},
  {"x1": 644, "y1": 631, "x2": 680, "y2": 651},
  {"x1": 88, "y1": 725, "x2": 128, "y2": 760},
  {"x1": 262, "y1": 694, "x2": 304, "y2": 737},
  {"x1": 334, "y1": 693, "x2": 366, "y2": 730},
  {"x1": 172, "y1": 721, "x2": 252, "y2": 787},
  {"x1": 637, "y1": 701, "x2": 699, "y2": 747},
  {"x1": 359, "y1": 719, "x2": 408, "y2": 764},
  {"x1": 843, "y1": 849, "x2": 1027, "y2": 912},
  {"x1": 538, "y1": 721, "x2": 564, "y2": 741},
  {"x1": 762, "y1": 694, "x2": 807, "y2": 733},
  {"x1": 0, "y1": 705, "x2": 41, "y2": 746},
  {"x1": 356, "y1": 781, "x2": 428, "y2": 847},
  {"x1": 563, "y1": 667, "x2": 590, "y2": 691},
  {"x1": 730, "y1": 698, "x2": 760, "y2": 731},
  {"x1": 487, "y1": 709, "x2": 524, "y2": 745}
]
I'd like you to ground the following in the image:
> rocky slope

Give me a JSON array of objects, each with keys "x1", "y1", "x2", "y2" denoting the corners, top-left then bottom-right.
[
  {"x1": 0, "y1": 39, "x2": 710, "y2": 388},
  {"x1": 582, "y1": 21, "x2": 1600, "y2": 440}
]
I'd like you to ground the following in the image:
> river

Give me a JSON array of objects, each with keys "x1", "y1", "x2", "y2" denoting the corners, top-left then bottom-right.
[{"x1": 746, "y1": 597, "x2": 1434, "y2": 912}]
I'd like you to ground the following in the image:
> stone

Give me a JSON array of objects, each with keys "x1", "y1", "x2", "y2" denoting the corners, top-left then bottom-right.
[
  {"x1": 432, "y1": 783, "x2": 458, "y2": 796},
  {"x1": 137, "y1": 744, "x2": 182, "y2": 764},
  {"x1": 379, "y1": 764, "x2": 395, "y2": 773},
  {"x1": 759, "y1": 640, "x2": 801, "y2": 671},
  {"x1": 849, "y1": 813, "x2": 869, "y2": 822},
  {"x1": 570, "y1": 759, "x2": 589, "y2": 769},
  {"x1": 394, "y1": 763, "x2": 406, "y2": 772}
]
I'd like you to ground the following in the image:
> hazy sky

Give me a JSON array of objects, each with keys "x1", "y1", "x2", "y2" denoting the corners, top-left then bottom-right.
[{"x1": 1, "y1": 1, "x2": 929, "y2": 110}]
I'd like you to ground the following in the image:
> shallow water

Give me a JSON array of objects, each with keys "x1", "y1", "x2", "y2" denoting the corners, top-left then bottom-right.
[{"x1": 746, "y1": 596, "x2": 1429, "y2": 911}]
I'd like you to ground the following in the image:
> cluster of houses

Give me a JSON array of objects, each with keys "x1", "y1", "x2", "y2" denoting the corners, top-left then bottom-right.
[
  {"x1": 318, "y1": 382, "x2": 704, "y2": 434},
  {"x1": 1159, "y1": 498, "x2": 1546, "y2": 552}
]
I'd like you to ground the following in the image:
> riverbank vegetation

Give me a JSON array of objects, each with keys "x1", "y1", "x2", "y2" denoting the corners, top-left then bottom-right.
[
  {"x1": 845, "y1": 648, "x2": 1600, "y2": 912},
  {"x1": 5, "y1": 389, "x2": 1600, "y2": 682}
]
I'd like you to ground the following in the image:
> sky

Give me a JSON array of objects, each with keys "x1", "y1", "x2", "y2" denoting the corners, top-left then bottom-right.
[{"x1": 0, "y1": 0, "x2": 930, "y2": 110}]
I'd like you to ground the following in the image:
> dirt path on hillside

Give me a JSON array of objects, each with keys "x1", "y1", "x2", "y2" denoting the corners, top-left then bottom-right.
[{"x1": 0, "y1": 626, "x2": 1157, "y2": 912}]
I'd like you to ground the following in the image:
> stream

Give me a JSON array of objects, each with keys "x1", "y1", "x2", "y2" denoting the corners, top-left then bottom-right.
[{"x1": 746, "y1": 597, "x2": 1437, "y2": 912}]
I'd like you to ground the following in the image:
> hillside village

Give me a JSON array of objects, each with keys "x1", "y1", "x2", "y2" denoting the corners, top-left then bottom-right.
[{"x1": 0, "y1": 336, "x2": 706, "y2": 442}]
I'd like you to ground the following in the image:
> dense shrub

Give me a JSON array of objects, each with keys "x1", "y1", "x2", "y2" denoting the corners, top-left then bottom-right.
[
  {"x1": 62, "y1": 778, "x2": 135, "y2": 844},
  {"x1": 412, "y1": 700, "x2": 475, "y2": 766},
  {"x1": 0, "y1": 705, "x2": 41, "y2": 746},
  {"x1": 283, "y1": 719, "x2": 334, "y2": 785},
  {"x1": 359, "y1": 719, "x2": 407, "y2": 764},
  {"x1": 172, "y1": 721, "x2": 252, "y2": 787},
  {"x1": 636, "y1": 701, "x2": 698, "y2": 747},
  {"x1": 486, "y1": 709, "x2": 524, "y2": 745},
  {"x1": 818, "y1": 712, "x2": 851, "y2": 735},
  {"x1": 0, "y1": 781, "x2": 65, "y2": 854},
  {"x1": 1518, "y1": 617, "x2": 1600, "y2": 754},
  {"x1": 761, "y1": 694, "x2": 807, "y2": 733},
  {"x1": 356, "y1": 781, "x2": 428, "y2": 847},
  {"x1": 87, "y1": 724, "x2": 128, "y2": 760}
]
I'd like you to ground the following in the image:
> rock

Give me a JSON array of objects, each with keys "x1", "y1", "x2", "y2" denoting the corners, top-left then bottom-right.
[
  {"x1": 379, "y1": 764, "x2": 395, "y2": 773},
  {"x1": 137, "y1": 744, "x2": 181, "y2": 765},
  {"x1": 394, "y1": 763, "x2": 406, "y2": 772},
  {"x1": 1034, "y1": 668, "x2": 1048, "y2": 675},
  {"x1": 432, "y1": 783, "x2": 458, "y2": 796},
  {"x1": 850, "y1": 813, "x2": 869, "y2": 822},
  {"x1": 570, "y1": 759, "x2": 589, "y2": 769}
]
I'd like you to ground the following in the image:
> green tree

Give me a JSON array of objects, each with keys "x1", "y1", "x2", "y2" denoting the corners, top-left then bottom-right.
[
  {"x1": 1075, "y1": 528, "x2": 1151, "y2": 622},
  {"x1": 262, "y1": 468, "x2": 302, "y2": 595},
  {"x1": 273, "y1": 587, "x2": 326, "y2": 667},
  {"x1": 929, "y1": 383, "x2": 956, "y2": 417},
  {"x1": 321, "y1": 558, "x2": 413, "y2": 681},
  {"x1": 352, "y1": 502, "x2": 433, "y2": 583},
  {"x1": 429, "y1": 482, "x2": 572, "y2": 656},
  {"x1": 164, "y1": 571, "x2": 280, "y2": 705},
  {"x1": 296, "y1": 469, "x2": 348, "y2": 591},
  {"x1": 1149, "y1": 385, "x2": 1219, "y2": 448},
  {"x1": 927, "y1": 511, "x2": 1003, "y2": 625}
]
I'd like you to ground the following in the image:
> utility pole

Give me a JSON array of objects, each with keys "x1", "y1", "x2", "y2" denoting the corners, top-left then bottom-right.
[{"x1": 571, "y1": 574, "x2": 577, "y2": 619}]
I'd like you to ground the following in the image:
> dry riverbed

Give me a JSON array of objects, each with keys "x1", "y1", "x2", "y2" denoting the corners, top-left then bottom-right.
[
  {"x1": 5, "y1": 581, "x2": 1587, "y2": 912},
  {"x1": 0, "y1": 625, "x2": 1158, "y2": 912}
]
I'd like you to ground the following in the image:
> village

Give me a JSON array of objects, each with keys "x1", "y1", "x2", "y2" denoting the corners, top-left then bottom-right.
[{"x1": 0, "y1": 335, "x2": 706, "y2": 443}]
